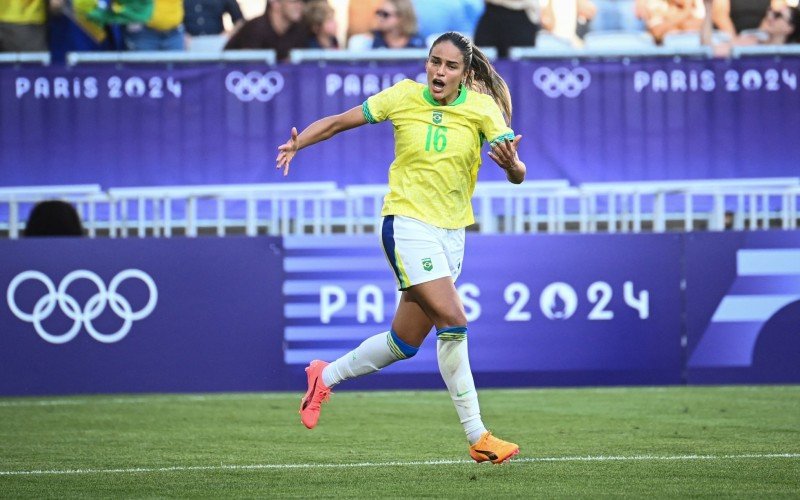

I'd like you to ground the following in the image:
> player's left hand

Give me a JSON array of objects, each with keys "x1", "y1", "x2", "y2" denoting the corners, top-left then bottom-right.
[{"x1": 488, "y1": 134, "x2": 522, "y2": 172}]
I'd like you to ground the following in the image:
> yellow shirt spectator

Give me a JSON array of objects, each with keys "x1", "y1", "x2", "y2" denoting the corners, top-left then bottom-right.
[
  {"x1": 0, "y1": 0, "x2": 47, "y2": 25},
  {"x1": 147, "y1": 0, "x2": 183, "y2": 31}
]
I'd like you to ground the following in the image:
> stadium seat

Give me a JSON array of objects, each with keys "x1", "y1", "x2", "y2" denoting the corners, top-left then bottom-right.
[
  {"x1": 347, "y1": 33, "x2": 373, "y2": 51},
  {"x1": 535, "y1": 31, "x2": 574, "y2": 50},
  {"x1": 186, "y1": 34, "x2": 227, "y2": 53},
  {"x1": 583, "y1": 31, "x2": 656, "y2": 50}
]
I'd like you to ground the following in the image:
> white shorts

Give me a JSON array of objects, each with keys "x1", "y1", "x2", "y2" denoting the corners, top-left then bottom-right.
[{"x1": 380, "y1": 215, "x2": 465, "y2": 291}]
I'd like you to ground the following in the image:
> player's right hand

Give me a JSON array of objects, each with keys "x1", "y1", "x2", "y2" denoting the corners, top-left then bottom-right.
[{"x1": 276, "y1": 127, "x2": 299, "y2": 176}]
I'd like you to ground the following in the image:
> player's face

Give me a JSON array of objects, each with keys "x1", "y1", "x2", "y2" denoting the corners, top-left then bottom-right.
[{"x1": 426, "y1": 40, "x2": 467, "y2": 105}]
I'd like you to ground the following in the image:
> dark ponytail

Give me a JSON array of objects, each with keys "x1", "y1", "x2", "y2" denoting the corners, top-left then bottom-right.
[
  {"x1": 430, "y1": 31, "x2": 513, "y2": 124},
  {"x1": 788, "y1": 6, "x2": 800, "y2": 44}
]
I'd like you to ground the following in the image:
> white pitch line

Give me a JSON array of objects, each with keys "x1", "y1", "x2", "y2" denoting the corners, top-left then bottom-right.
[
  {"x1": 1, "y1": 453, "x2": 798, "y2": 476},
  {"x1": 0, "y1": 394, "x2": 292, "y2": 407}
]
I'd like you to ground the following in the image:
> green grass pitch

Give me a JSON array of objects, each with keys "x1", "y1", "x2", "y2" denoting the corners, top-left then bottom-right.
[{"x1": 1, "y1": 386, "x2": 798, "y2": 497}]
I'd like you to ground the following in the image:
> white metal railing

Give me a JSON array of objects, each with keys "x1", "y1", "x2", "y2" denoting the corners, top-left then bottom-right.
[
  {"x1": 288, "y1": 47, "x2": 498, "y2": 64},
  {"x1": 509, "y1": 45, "x2": 712, "y2": 60},
  {"x1": 66, "y1": 50, "x2": 277, "y2": 66},
  {"x1": 731, "y1": 44, "x2": 800, "y2": 58},
  {"x1": 1, "y1": 43, "x2": 795, "y2": 71},
  {"x1": 0, "y1": 52, "x2": 50, "y2": 65},
  {"x1": 578, "y1": 177, "x2": 800, "y2": 233},
  {"x1": 0, "y1": 185, "x2": 104, "y2": 238},
  {"x1": 3, "y1": 179, "x2": 799, "y2": 238},
  {"x1": 330, "y1": 180, "x2": 575, "y2": 235},
  {"x1": 342, "y1": 184, "x2": 388, "y2": 234},
  {"x1": 473, "y1": 180, "x2": 572, "y2": 234},
  {"x1": 106, "y1": 182, "x2": 338, "y2": 237}
]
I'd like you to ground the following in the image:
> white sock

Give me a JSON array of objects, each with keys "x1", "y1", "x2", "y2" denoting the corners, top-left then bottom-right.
[
  {"x1": 436, "y1": 327, "x2": 487, "y2": 445},
  {"x1": 322, "y1": 330, "x2": 418, "y2": 387}
]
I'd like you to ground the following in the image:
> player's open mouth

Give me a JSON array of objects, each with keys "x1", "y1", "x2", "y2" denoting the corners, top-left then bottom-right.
[{"x1": 431, "y1": 79, "x2": 445, "y2": 92}]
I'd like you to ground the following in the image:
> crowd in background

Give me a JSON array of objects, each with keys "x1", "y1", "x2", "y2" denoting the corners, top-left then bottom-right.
[{"x1": 0, "y1": 0, "x2": 798, "y2": 62}]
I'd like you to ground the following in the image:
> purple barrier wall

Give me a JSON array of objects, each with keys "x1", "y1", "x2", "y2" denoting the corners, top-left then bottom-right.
[
  {"x1": 685, "y1": 231, "x2": 800, "y2": 384},
  {"x1": 0, "y1": 238, "x2": 286, "y2": 395},
  {"x1": 2, "y1": 232, "x2": 798, "y2": 396},
  {"x1": 282, "y1": 234, "x2": 684, "y2": 388},
  {"x1": 2, "y1": 57, "x2": 799, "y2": 189}
]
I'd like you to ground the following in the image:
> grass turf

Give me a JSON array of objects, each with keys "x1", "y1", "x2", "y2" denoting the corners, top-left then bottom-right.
[{"x1": 1, "y1": 386, "x2": 798, "y2": 497}]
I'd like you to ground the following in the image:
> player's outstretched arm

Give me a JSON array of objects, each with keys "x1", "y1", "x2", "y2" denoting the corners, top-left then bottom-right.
[
  {"x1": 276, "y1": 106, "x2": 367, "y2": 176},
  {"x1": 488, "y1": 135, "x2": 526, "y2": 184}
]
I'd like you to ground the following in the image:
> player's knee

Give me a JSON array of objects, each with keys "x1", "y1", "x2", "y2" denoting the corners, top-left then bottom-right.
[{"x1": 440, "y1": 311, "x2": 468, "y2": 329}]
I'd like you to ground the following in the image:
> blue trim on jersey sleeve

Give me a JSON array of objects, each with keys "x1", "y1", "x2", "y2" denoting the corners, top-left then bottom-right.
[
  {"x1": 490, "y1": 132, "x2": 515, "y2": 145},
  {"x1": 362, "y1": 100, "x2": 378, "y2": 124}
]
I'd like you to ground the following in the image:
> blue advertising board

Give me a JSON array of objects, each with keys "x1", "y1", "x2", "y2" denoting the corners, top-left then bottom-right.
[
  {"x1": 282, "y1": 233, "x2": 684, "y2": 387},
  {"x1": 0, "y1": 237, "x2": 286, "y2": 395},
  {"x1": 685, "y1": 231, "x2": 800, "y2": 384},
  {"x1": 1, "y1": 231, "x2": 798, "y2": 396},
  {"x1": 2, "y1": 57, "x2": 799, "y2": 189}
]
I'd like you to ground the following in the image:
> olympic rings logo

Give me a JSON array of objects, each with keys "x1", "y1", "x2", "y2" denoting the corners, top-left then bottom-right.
[
  {"x1": 225, "y1": 70, "x2": 285, "y2": 102},
  {"x1": 6, "y1": 270, "x2": 158, "y2": 344},
  {"x1": 533, "y1": 67, "x2": 592, "y2": 98}
]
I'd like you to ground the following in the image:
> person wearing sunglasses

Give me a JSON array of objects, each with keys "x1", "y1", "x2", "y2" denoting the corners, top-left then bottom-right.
[
  {"x1": 703, "y1": 0, "x2": 798, "y2": 56},
  {"x1": 758, "y1": 4, "x2": 800, "y2": 44},
  {"x1": 277, "y1": 31, "x2": 524, "y2": 465},
  {"x1": 369, "y1": 0, "x2": 425, "y2": 49}
]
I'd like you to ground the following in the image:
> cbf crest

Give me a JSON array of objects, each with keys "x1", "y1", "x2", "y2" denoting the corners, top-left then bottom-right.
[{"x1": 432, "y1": 111, "x2": 443, "y2": 124}]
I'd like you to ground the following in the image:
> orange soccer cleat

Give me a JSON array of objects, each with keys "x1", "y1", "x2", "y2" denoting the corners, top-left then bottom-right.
[
  {"x1": 469, "y1": 431, "x2": 520, "y2": 464},
  {"x1": 299, "y1": 360, "x2": 332, "y2": 429}
]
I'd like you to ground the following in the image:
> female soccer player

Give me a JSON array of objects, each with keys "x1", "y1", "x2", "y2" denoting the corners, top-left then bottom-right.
[{"x1": 276, "y1": 31, "x2": 526, "y2": 464}]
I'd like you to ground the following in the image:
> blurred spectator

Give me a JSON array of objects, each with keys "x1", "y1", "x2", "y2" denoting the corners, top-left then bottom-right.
[
  {"x1": 347, "y1": 0, "x2": 380, "y2": 38},
  {"x1": 348, "y1": 0, "x2": 424, "y2": 49},
  {"x1": 410, "y1": 0, "x2": 484, "y2": 40},
  {"x1": 540, "y1": 0, "x2": 597, "y2": 46},
  {"x1": 183, "y1": 0, "x2": 243, "y2": 51},
  {"x1": 305, "y1": 0, "x2": 338, "y2": 48},
  {"x1": 225, "y1": 0, "x2": 309, "y2": 61},
  {"x1": 709, "y1": 2, "x2": 800, "y2": 53},
  {"x1": 49, "y1": 0, "x2": 143, "y2": 63},
  {"x1": 23, "y1": 201, "x2": 85, "y2": 237},
  {"x1": 639, "y1": 0, "x2": 704, "y2": 43},
  {"x1": 473, "y1": 0, "x2": 541, "y2": 58},
  {"x1": 0, "y1": 0, "x2": 49, "y2": 52},
  {"x1": 711, "y1": 0, "x2": 771, "y2": 36},
  {"x1": 591, "y1": 0, "x2": 645, "y2": 31},
  {"x1": 75, "y1": 0, "x2": 154, "y2": 28},
  {"x1": 759, "y1": 3, "x2": 799, "y2": 43},
  {"x1": 124, "y1": 0, "x2": 186, "y2": 50}
]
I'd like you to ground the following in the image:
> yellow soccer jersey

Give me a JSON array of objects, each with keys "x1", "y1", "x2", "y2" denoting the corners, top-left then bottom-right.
[{"x1": 363, "y1": 79, "x2": 514, "y2": 229}]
